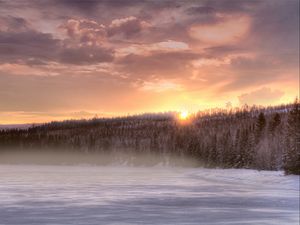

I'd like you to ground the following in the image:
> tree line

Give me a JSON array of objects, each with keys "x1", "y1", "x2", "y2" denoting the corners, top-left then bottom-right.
[{"x1": 0, "y1": 100, "x2": 299, "y2": 174}]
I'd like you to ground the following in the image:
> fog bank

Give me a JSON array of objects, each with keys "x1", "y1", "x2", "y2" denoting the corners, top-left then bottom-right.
[{"x1": 0, "y1": 150, "x2": 200, "y2": 167}]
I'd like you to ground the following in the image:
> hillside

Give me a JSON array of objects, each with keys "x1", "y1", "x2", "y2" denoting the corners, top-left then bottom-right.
[{"x1": 1, "y1": 102, "x2": 299, "y2": 174}]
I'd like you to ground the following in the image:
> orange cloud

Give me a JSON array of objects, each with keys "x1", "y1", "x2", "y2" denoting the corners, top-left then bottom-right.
[
  {"x1": 238, "y1": 87, "x2": 284, "y2": 106},
  {"x1": 189, "y1": 15, "x2": 251, "y2": 45},
  {"x1": 116, "y1": 40, "x2": 189, "y2": 57},
  {"x1": 108, "y1": 16, "x2": 150, "y2": 37},
  {"x1": 139, "y1": 79, "x2": 183, "y2": 92},
  {"x1": 61, "y1": 19, "x2": 107, "y2": 46}
]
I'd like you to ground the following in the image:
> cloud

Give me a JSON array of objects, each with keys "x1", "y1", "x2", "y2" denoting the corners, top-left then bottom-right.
[
  {"x1": 217, "y1": 50, "x2": 298, "y2": 93},
  {"x1": 116, "y1": 40, "x2": 189, "y2": 57},
  {"x1": 108, "y1": 16, "x2": 150, "y2": 38},
  {"x1": 60, "y1": 19, "x2": 107, "y2": 46},
  {"x1": 60, "y1": 17, "x2": 151, "y2": 44},
  {"x1": 0, "y1": 17, "x2": 116, "y2": 65},
  {"x1": 203, "y1": 45, "x2": 246, "y2": 56},
  {"x1": 116, "y1": 51, "x2": 200, "y2": 79},
  {"x1": 189, "y1": 15, "x2": 251, "y2": 45},
  {"x1": 0, "y1": 72, "x2": 134, "y2": 112},
  {"x1": 0, "y1": 16, "x2": 30, "y2": 31},
  {"x1": 0, "y1": 27, "x2": 114, "y2": 65},
  {"x1": 186, "y1": 0, "x2": 261, "y2": 16},
  {"x1": 186, "y1": 6, "x2": 215, "y2": 15},
  {"x1": 139, "y1": 79, "x2": 183, "y2": 93},
  {"x1": 60, "y1": 46, "x2": 114, "y2": 65},
  {"x1": 238, "y1": 87, "x2": 284, "y2": 106},
  {"x1": 248, "y1": 0, "x2": 299, "y2": 53},
  {"x1": 53, "y1": 0, "x2": 101, "y2": 12},
  {"x1": 0, "y1": 29, "x2": 60, "y2": 64}
]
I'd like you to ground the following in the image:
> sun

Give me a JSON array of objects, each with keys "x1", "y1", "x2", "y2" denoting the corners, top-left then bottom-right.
[{"x1": 179, "y1": 111, "x2": 189, "y2": 120}]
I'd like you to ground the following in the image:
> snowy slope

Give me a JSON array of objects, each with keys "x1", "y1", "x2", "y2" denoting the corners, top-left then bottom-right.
[{"x1": 0, "y1": 165, "x2": 299, "y2": 225}]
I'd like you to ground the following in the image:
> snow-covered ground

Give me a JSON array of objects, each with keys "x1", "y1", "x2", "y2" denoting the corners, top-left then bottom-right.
[{"x1": 0, "y1": 165, "x2": 299, "y2": 225}]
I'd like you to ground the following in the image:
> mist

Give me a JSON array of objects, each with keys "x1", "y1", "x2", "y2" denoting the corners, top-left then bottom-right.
[{"x1": 0, "y1": 149, "x2": 201, "y2": 167}]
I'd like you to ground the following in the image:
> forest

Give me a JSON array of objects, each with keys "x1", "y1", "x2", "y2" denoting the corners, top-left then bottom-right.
[{"x1": 0, "y1": 100, "x2": 299, "y2": 175}]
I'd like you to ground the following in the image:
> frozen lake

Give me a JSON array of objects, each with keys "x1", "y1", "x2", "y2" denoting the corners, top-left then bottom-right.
[{"x1": 0, "y1": 165, "x2": 299, "y2": 225}]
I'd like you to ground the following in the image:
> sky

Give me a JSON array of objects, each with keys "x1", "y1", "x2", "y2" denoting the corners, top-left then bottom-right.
[{"x1": 0, "y1": 0, "x2": 299, "y2": 124}]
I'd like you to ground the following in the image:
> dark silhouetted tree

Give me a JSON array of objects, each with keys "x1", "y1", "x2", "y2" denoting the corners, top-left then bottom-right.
[{"x1": 284, "y1": 99, "x2": 300, "y2": 174}]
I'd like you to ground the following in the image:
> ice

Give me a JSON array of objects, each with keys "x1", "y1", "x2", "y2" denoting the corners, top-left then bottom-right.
[{"x1": 0, "y1": 165, "x2": 299, "y2": 225}]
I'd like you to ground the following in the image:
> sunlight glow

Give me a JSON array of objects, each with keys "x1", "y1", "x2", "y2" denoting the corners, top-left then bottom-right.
[{"x1": 179, "y1": 111, "x2": 189, "y2": 120}]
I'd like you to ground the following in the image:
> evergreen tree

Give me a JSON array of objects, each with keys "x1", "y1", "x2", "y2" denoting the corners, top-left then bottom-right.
[
  {"x1": 283, "y1": 99, "x2": 300, "y2": 174},
  {"x1": 255, "y1": 112, "x2": 266, "y2": 143},
  {"x1": 269, "y1": 113, "x2": 281, "y2": 135},
  {"x1": 208, "y1": 134, "x2": 218, "y2": 167}
]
